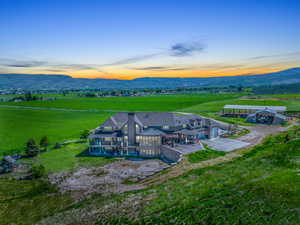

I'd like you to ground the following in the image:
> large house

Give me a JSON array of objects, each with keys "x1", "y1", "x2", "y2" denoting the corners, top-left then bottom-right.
[{"x1": 88, "y1": 112, "x2": 228, "y2": 160}]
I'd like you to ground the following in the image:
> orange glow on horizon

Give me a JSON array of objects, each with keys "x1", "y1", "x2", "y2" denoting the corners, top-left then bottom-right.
[
  {"x1": 23, "y1": 65, "x2": 295, "y2": 80},
  {"x1": 67, "y1": 66, "x2": 292, "y2": 79}
]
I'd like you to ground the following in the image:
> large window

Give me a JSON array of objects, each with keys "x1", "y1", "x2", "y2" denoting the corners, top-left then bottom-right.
[
  {"x1": 139, "y1": 136, "x2": 161, "y2": 146},
  {"x1": 163, "y1": 125, "x2": 169, "y2": 130},
  {"x1": 104, "y1": 137, "x2": 112, "y2": 141}
]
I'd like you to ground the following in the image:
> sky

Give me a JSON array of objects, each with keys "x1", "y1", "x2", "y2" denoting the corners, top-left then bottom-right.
[{"x1": 0, "y1": 0, "x2": 300, "y2": 79}]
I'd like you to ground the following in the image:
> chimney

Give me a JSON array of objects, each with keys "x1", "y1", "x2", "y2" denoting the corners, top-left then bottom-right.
[
  {"x1": 206, "y1": 119, "x2": 212, "y2": 139},
  {"x1": 128, "y1": 112, "x2": 136, "y2": 146}
]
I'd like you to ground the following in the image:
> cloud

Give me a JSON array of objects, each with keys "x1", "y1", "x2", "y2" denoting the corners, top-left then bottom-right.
[
  {"x1": 100, "y1": 53, "x2": 162, "y2": 67},
  {"x1": 0, "y1": 59, "x2": 48, "y2": 68},
  {"x1": 0, "y1": 41, "x2": 207, "y2": 71},
  {"x1": 100, "y1": 41, "x2": 206, "y2": 67},
  {"x1": 169, "y1": 42, "x2": 205, "y2": 57},
  {"x1": 248, "y1": 51, "x2": 300, "y2": 60},
  {"x1": 0, "y1": 58, "x2": 98, "y2": 71},
  {"x1": 55, "y1": 64, "x2": 94, "y2": 70},
  {"x1": 130, "y1": 66, "x2": 194, "y2": 72}
]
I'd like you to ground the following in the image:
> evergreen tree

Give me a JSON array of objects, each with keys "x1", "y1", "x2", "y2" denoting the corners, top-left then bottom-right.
[
  {"x1": 25, "y1": 138, "x2": 39, "y2": 157},
  {"x1": 80, "y1": 130, "x2": 90, "y2": 140},
  {"x1": 40, "y1": 136, "x2": 49, "y2": 151},
  {"x1": 54, "y1": 142, "x2": 62, "y2": 149}
]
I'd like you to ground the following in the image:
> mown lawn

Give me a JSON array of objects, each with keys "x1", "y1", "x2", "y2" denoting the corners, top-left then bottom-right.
[
  {"x1": 0, "y1": 107, "x2": 111, "y2": 155},
  {"x1": 31, "y1": 143, "x2": 116, "y2": 173}
]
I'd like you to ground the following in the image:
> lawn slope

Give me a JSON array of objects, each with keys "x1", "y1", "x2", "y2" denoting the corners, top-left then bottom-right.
[{"x1": 0, "y1": 107, "x2": 110, "y2": 154}]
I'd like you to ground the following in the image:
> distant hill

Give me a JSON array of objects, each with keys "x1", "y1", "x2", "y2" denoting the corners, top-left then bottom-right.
[{"x1": 1, "y1": 68, "x2": 300, "y2": 90}]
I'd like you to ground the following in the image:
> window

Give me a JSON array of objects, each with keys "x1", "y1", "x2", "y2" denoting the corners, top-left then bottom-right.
[
  {"x1": 103, "y1": 126, "x2": 112, "y2": 131},
  {"x1": 123, "y1": 124, "x2": 128, "y2": 134},
  {"x1": 163, "y1": 125, "x2": 169, "y2": 130},
  {"x1": 135, "y1": 124, "x2": 140, "y2": 133},
  {"x1": 136, "y1": 136, "x2": 140, "y2": 143},
  {"x1": 183, "y1": 124, "x2": 187, "y2": 128}
]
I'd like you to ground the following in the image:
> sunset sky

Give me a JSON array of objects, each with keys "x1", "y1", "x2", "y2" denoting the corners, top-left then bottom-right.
[{"x1": 0, "y1": 0, "x2": 300, "y2": 79}]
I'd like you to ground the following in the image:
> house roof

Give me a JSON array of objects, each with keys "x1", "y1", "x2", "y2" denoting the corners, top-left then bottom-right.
[
  {"x1": 99, "y1": 112, "x2": 205, "y2": 129},
  {"x1": 177, "y1": 129, "x2": 200, "y2": 136},
  {"x1": 224, "y1": 105, "x2": 286, "y2": 111},
  {"x1": 89, "y1": 132, "x2": 119, "y2": 138},
  {"x1": 140, "y1": 128, "x2": 166, "y2": 136}
]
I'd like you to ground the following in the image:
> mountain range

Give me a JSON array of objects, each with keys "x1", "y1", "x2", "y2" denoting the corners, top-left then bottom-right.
[{"x1": 1, "y1": 68, "x2": 300, "y2": 90}]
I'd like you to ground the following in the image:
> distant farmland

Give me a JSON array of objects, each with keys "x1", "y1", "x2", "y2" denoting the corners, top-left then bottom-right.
[
  {"x1": 0, "y1": 94, "x2": 240, "y2": 112},
  {"x1": 1, "y1": 93, "x2": 299, "y2": 155}
]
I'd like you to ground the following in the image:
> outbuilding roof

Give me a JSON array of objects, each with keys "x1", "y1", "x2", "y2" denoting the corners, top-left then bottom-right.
[{"x1": 224, "y1": 105, "x2": 286, "y2": 112}]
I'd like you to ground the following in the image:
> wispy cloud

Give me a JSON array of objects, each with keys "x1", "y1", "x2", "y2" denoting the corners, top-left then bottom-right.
[
  {"x1": 0, "y1": 58, "x2": 98, "y2": 71},
  {"x1": 169, "y1": 42, "x2": 205, "y2": 57},
  {"x1": 248, "y1": 51, "x2": 300, "y2": 60},
  {"x1": 0, "y1": 58, "x2": 48, "y2": 68},
  {"x1": 130, "y1": 66, "x2": 194, "y2": 72},
  {"x1": 100, "y1": 41, "x2": 206, "y2": 67},
  {"x1": 0, "y1": 41, "x2": 206, "y2": 72},
  {"x1": 55, "y1": 64, "x2": 95, "y2": 70},
  {"x1": 100, "y1": 53, "x2": 162, "y2": 67}
]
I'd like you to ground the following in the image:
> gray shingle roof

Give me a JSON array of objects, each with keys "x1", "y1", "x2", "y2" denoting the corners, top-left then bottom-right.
[
  {"x1": 140, "y1": 128, "x2": 166, "y2": 136},
  {"x1": 100, "y1": 112, "x2": 205, "y2": 129},
  {"x1": 177, "y1": 129, "x2": 200, "y2": 136}
]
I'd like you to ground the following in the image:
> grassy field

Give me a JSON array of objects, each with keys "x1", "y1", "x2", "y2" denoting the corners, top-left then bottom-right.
[
  {"x1": 181, "y1": 97, "x2": 300, "y2": 125},
  {"x1": 24, "y1": 143, "x2": 116, "y2": 173},
  {"x1": 0, "y1": 94, "x2": 241, "y2": 111},
  {"x1": 103, "y1": 126, "x2": 300, "y2": 224},
  {"x1": 0, "y1": 94, "x2": 242, "y2": 154},
  {"x1": 264, "y1": 94, "x2": 300, "y2": 99},
  {"x1": 0, "y1": 179, "x2": 73, "y2": 225},
  {"x1": 0, "y1": 107, "x2": 111, "y2": 155},
  {"x1": 1, "y1": 124, "x2": 299, "y2": 225},
  {"x1": 187, "y1": 149, "x2": 226, "y2": 163},
  {"x1": 1, "y1": 93, "x2": 299, "y2": 154}
]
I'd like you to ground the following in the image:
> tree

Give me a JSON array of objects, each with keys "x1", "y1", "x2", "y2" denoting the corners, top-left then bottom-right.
[
  {"x1": 40, "y1": 136, "x2": 49, "y2": 151},
  {"x1": 54, "y1": 142, "x2": 62, "y2": 149},
  {"x1": 24, "y1": 92, "x2": 33, "y2": 101},
  {"x1": 25, "y1": 138, "x2": 39, "y2": 157},
  {"x1": 80, "y1": 130, "x2": 90, "y2": 140}
]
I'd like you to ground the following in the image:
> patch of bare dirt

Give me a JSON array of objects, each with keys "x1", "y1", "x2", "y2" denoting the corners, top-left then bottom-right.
[{"x1": 49, "y1": 159, "x2": 169, "y2": 199}]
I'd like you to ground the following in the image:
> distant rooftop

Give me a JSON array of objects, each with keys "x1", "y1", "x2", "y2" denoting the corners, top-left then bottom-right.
[{"x1": 223, "y1": 105, "x2": 287, "y2": 111}]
